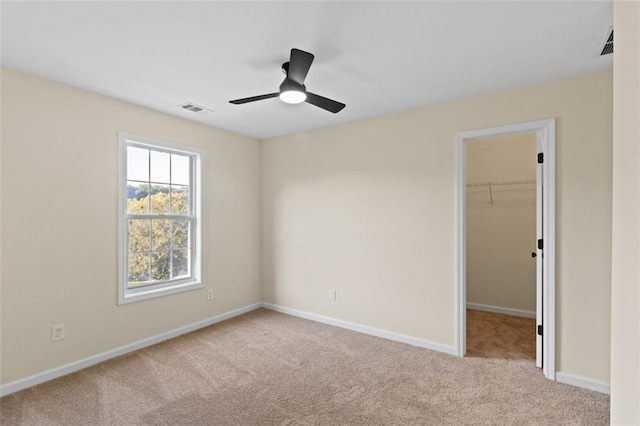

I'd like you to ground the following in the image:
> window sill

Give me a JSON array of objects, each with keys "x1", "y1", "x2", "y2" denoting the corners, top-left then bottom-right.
[{"x1": 118, "y1": 280, "x2": 204, "y2": 305}]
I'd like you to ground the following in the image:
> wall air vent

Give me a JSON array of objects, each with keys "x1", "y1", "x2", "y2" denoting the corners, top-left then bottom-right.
[
  {"x1": 598, "y1": 27, "x2": 613, "y2": 56},
  {"x1": 178, "y1": 102, "x2": 213, "y2": 114}
]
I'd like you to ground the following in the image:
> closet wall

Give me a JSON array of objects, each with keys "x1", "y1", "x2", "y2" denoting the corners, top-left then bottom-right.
[{"x1": 466, "y1": 133, "x2": 537, "y2": 314}]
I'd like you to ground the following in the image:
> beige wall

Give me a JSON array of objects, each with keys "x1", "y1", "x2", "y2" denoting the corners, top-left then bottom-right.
[
  {"x1": 0, "y1": 66, "x2": 617, "y2": 390},
  {"x1": 466, "y1": 134, "x2": 537, "y2": 313},
  {"x1": 611, "y1": 1, "x2": 640, "y2": 423},
  {"x1": 0, "y1": 69, "x2": 262, "y2": 384},
  {"x1": 262, "y1": 70, "x2": 613, "y2": 383}
]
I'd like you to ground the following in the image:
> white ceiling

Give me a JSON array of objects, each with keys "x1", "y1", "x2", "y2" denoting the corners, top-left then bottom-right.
[{"x1": 2, "y1": 1, "x2": 613, "y2": 140}]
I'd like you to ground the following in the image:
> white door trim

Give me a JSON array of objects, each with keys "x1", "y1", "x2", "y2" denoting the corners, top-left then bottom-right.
[
  {"x1": 535, "y1": 132, "x2": 544, "y2": 369},
  {"x1": 455, "y1": 118, "x2": 556, "y2": 381}
]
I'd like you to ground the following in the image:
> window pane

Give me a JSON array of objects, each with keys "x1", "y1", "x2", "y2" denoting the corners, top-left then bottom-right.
[
  {"x1": 122, "y1": 139, "x2": 201, "y2": 302},
  {"x1": 127, "y1": 182, "x2": 150, "y2": 214},
  {"x1": 128, "y1": 253, "x2": 150, "y2": 286},
  {"x1": 152, "y1": 219, "x2": 171, "y2": 252},
  {"x1": 172, "y1": 218, "x2": 189, "y2": 248},
  {"x1": 127, "y1": 147, "x2": 149, "y2": 181},
  {"x1": 171, "y1": 185, "x2": 190, "y2": 214},
  {"x1": 171, "y1": 154, "x2": 190, "y2": 185},
  {"x1": 150, "y1": 150, "x2": 170, "y2": 184},
  {"x1": 172, "y1": 249, "x2": 190, "y2": 279},
  {"x1": 151, "y1": 251, "x2": 170, "y2": 282},
  {"x1": 150, "y1": 184, "x2": 170, "y2": 214},
  {"x1": 128, "y1": 219, "x2": 150, "y2": 252}
]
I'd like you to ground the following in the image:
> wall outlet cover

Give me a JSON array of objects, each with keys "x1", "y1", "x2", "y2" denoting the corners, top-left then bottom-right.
[{"x1": 51, "y1": 324, "x2": 65, "y2": 342}]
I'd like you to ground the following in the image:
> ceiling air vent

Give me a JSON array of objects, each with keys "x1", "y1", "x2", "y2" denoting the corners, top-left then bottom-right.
[
  {"x1": 598, "y1": 27, "x2": 613, "y2": 56},
  {"x1": 178, "y1": 102, "x2": 213, "y2": 114}
]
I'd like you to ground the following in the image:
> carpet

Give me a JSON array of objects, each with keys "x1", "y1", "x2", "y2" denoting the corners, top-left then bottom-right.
[
  {"x1": 1, "y1": 308, "x2": 609, "y2": 425},
  {"x1": 466, "y1": 309, "x2": 536, "y2": 361}
]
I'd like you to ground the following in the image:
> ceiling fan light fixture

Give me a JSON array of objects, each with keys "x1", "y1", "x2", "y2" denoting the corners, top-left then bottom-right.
[{"x1": 279, "y1": 90, "x2": 307, "y2": 104}]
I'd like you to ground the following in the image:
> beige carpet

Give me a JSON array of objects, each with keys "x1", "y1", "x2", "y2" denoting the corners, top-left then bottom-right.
[
  {"x1": 466, "y1": 309, "x2": 536, "y2": 361},
  {"x1": 1, "y1": 309, "x2": 608, "y2": 425}
]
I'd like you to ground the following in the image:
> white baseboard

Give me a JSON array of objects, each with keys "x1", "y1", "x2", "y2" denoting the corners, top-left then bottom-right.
[
  {"x1": 261, "y1": 302, "x2": 457, "y2": 356},
  {"x1": 4, "y1": 302, "x2": 604, "y2": 398},
  {"x1": 467, "y1": 302, "x2": 536, "y2": 319},
  {"x1": 556, "y1": 372, "x2": 610, "y2": 395},
  {"x1": 0, "y1": 302, "x2": 263, "y2": 397}
]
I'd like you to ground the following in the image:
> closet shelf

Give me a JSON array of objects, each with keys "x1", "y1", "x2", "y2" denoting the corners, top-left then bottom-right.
[
  {"x1": 466, "y1": 179, "x2": 536, "y2": 205},
  {"x1": 466, "y1": 179, "x2": 536, "y2": 189}
]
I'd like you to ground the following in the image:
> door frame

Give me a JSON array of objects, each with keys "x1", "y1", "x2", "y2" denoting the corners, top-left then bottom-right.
[{"x1": 455, "y1": 118, "x2": 556, "y2": 381}]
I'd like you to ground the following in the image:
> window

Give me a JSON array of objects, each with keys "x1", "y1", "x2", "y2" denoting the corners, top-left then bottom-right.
[{"x1": 119, "y1": 133, "x2": 204, "y2": 304}]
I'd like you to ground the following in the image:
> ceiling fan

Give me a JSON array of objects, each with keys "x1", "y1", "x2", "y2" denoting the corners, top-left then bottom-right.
[{"x1": 229, "y1": 48, "x2": 346, "y2": 114}]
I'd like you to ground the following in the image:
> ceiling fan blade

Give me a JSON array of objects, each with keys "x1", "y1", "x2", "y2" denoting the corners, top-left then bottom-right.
[
  {"x1": 287, "y1": 49, "x2": 314, "y2": 85},
  {"x1": 229, "y1": 93, "x2": 279, "y2": 105},
  {"x1": 305, "y1": 92, "x2": 346, "y2": 113}
]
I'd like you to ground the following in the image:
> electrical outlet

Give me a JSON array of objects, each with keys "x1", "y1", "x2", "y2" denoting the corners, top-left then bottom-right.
[
  {"x1": 207, "y1": 289, "x2": 214, "y2": 301},
  {"x1": 329, "y1": 289, "x2": 337, "y2": 301},
  {"x1": 51, "y1": 324, "x2": 65, "y2": 342}
]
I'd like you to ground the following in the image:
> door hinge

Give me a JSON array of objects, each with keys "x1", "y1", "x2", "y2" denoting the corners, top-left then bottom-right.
[
  {"x1": 537, "y1": 325, "x2": 543, "y2": 336},
  {"x1": 538, "y1": 239, "x2": 543, "y2": 250},
  {"x1": 538, "y1": 153, "x2": 544, "y2": 164}
]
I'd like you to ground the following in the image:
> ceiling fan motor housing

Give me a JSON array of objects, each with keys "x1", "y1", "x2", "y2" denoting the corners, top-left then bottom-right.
[{"x1": 279, "y1": 78, "x2": 306, "y2": 94}]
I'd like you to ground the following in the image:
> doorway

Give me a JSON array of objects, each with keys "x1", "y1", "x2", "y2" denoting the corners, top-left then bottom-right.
[
  {"x1": 465, "y1": 133, "x2": 537, "y2": 363},
  {"x1": 456, "y1": 119, "x2": 556, "y2": 380}
]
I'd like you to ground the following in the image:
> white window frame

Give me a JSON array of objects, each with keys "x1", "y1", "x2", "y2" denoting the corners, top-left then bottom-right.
[{"x1": 118, "y1": 132, "x2": 204, "y2": 305}]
